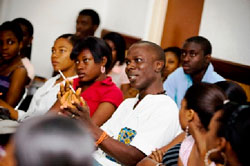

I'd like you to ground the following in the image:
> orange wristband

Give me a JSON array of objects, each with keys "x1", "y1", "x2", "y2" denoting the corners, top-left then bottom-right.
[{"x1": 95, "y1": 131, "x2": 108, "y2": 146}]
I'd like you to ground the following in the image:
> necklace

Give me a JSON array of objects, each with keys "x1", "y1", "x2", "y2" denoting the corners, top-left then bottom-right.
[{"x1": 156, "y1": 90, "x2": 166, "y2": 95}]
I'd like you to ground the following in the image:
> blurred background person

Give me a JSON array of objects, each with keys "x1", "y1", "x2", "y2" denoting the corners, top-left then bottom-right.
[
  {"x1": 0, "y1": 114, "x2": 94, "y2": 166},
  {"x1": 12, "y1": 18, "x2": 35, "y2": 81},
  {"x1": 102, "y1": 32, "x2": 130, "y2": 95},
  {"x1": 162, "y1": 46, "x2": 181, "y2": 81},
  {"x1": 75, "y1": 9, "x2": 100, "y2": 39}
]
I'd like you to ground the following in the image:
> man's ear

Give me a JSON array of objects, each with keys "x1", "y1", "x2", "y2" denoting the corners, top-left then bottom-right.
[
  {"x1": 154, "y1": 60, "x2": 164, "y2": 73},
  {"x1": 205, "y1": 54, "x2": 211, "y2": 64},
  {"x1": 93, "y1": 25, "x2": 99, "y2": 32},
  {"x1": 28, "y1": 36, "x2": 33, "y2": 46}
]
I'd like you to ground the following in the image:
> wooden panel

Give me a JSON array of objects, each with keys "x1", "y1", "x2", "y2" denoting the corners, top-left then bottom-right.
[
  {"x1": 211, "y1": 58, "x2": 250, "y2": 101},
  {"x1": 211, "y1": 58, "x2": 250, "y2": 85},
  {"x1": 101, "y1": 29, "x2": 141, "y2": 50},
  {"x1": 161, "y1": 0, "x2": 204, "y2": 48}
]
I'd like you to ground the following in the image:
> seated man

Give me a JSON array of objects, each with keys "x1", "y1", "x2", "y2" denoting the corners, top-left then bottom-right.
[
  {"x1": 75, "y1": 9, "x2": 100, "y2": 39},
  {"x1": 58, "y1": 41, "x2": 181, "y2": 166},
  {"x1": 163, "y1": 36, "x2": 224, "y2": 108}
]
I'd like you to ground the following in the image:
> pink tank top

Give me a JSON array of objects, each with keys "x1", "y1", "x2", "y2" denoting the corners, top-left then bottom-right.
[{"x1": 179, "y1": 135, "x2": 195, "y2": 166}]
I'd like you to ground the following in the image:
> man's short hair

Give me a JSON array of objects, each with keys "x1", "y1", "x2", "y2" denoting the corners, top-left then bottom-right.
[
  {"x1": 131, "y1": 41, "x2": 165, "y2": 71},
  {"x1": 79, "y1": 9, "x2": 100, "y2": 26},
  {"x1": 185, "y1": 36, "x2": 212, "y2": 56}
]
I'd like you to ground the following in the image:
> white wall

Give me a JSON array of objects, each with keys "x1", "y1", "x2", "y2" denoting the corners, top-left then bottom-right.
[
  {"x1": 199, "y1": 0, "x2": 250, "y2": 66},
  {"x1": 1, "y1": 0, "x2": 249, "y2": 78},
  {"x1": 0, "y1": 0, "x2": 153, "y2": 78}
]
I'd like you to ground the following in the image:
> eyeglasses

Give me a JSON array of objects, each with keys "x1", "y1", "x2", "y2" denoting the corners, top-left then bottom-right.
[{"x1": 181, "y1": 50, "x2": 199, "y2": 58}]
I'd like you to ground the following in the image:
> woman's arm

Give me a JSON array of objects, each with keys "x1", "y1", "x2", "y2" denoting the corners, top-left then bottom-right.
[
  {"x1": 0, "y1": 99, "x2": 18, "y2": 120},
  {"x1": 91, "y1": 102, "x2": 116, "y2": 126},
  {"x1": 5, "y1": 67, "x2": 29, "y2": 107},
  {"x1": 137, "y1": 132, "x2": 185, "y2": 166}
]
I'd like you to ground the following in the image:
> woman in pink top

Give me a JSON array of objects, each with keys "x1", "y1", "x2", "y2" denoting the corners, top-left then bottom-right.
[{"x1": 137, "y1": 83, "x2": 226, "y2": 166}]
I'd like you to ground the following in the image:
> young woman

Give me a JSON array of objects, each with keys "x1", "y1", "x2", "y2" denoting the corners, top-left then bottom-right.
[
  {"x1": 0, "y1": 21, "x2": 29, "y2": 107},
  {"x1": 137, "y1": 83, "x2": 226, "y2": 166},
  {"x1": 215, "y1": 80, "x2": 247, "y2": 104},
  {"x1": 204, "y1": 102, "x2": 250, "y2": 166},
  {"x1": 12, "y1": 17, "x2": 35, "y2": 80},
  {"x1": 102, "y1": 32, "x2": 130, "y2": 91},
  {"x1": 162, "y1": 46, "x2": 181, "y2": 81},
  {"x1": 0, "y1": 34, "x2": 77, "y2": 121},
  {"x1": 52, "y1": 36, "x2": 123, "y2": 126}
]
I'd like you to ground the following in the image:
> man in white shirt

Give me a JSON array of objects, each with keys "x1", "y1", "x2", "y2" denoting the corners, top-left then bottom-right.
[{"x1": 62, "y1": 41, "x2": 181, "y2": 166}]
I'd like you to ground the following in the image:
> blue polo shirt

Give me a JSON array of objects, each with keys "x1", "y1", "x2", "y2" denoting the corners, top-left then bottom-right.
[{"x1": 163, "y1": 63, "x2": 225, "y2": 108}]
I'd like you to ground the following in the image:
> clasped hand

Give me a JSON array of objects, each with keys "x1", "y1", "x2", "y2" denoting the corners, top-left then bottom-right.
[{"x1": 57, "y1": 80, "x2": 91, "y2": 123}]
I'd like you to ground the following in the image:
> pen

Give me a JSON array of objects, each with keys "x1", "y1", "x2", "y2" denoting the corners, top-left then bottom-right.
[{"x1": 58, "y1": 70, "x2": 76, "y2": 94}]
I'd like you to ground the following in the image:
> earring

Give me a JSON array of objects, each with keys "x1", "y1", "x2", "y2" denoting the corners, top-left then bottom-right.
[
  {"x1": 204, "y1": 148, "x2": 227, "y2": 166},
  {"x1": 185, "y1": 125, "x2": 189, "y2": 138},
  {"x1": 101, "y1": 66, "x2": 106, "y2": 74}
]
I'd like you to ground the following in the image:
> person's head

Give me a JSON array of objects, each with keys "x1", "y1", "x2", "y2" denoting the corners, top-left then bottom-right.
[
  {"x1": 179, "y1": 83, "x2": 226, "y2": 133},
  {"x1": 102, "y1": 32, "x2": 126, "y2": 67},
  {"x1": 0, "y1": 21, "x2": 23, "y2": 61},
  {"x1": 215, "y1": 81, "x2": 247, "y2": 104},
  {"x1": 14, "y1": 115, "x2": 94, "y2": 166},
  {"x1": 12, "y1": 18, "x2": 33, "y2": 49},
  {"x1": 181, "y1": 36, "x2": 212, "y2": 76},
  {"x1": 162, "y1": 46, "x2": 181, "y2": 80},
  {"x1": 70, "y1": 36, "x2": 112, "y2": 84},
  {"x1": 51, "y1": 34, "x2": 76, "y2": 74},
  {"x1": 76, "y1": 9, "x2": 100, "y2": 39},
  {"x1": 125, "y1": 41, "x2": 165, "y2": 91},
  {"x1": 206, "y1": 102, "x2": 250, "y2": 166}
]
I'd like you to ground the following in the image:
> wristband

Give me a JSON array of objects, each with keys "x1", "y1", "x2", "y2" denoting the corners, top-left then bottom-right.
[{"x1": 95, "y1": 131, "x2": 108, "y2": 146}]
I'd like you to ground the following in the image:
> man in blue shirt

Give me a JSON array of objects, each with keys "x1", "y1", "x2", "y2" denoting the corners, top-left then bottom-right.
[{"x1": 163, "y1": 36, "x2": 224, "y2": 108}]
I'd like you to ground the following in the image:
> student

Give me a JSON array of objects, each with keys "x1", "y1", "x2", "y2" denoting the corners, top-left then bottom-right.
[
  {"x1": 0, "y1": 34, "x2": 77, "y2": 121},
  {"x1": 162, "y1": 46, "x2": 181, "y2": 81},
  {"x1": 137, "y1": 83, "x2": 226, "y2": 166},
  {"x1": 204, "y1": 102, "x2": 250, "y2": 166},
  {"x1": 0, "y1": 21, "x2": 29, "y2": 107},
  {"x1": 75, "y1": 9, "x2": 100, "y2": 39},
  {"x1": 13, "y1": 115, "x2": 94, "y2": 166},
  {"x1": 51, "y1": 36, "x2": 123, "y2": 127},
  {"x1": 59, "y1": 41, "x2": 181, "y2": 166},
  {"x1": 215, "y1": 80, "x2": 247, "y2": 104},
  {"x1": 102, "y1": 32, "x2": 130, "y2": 94},
  {"x1": 12, "y1": 18, "x2": 35, "y2": 80},
  {"x1": 163, "y1": 36, "x2": 224, "y2": 108}
]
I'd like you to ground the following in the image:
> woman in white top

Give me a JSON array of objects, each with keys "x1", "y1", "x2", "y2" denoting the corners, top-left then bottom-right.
[
  {"x1": 102, "y1": 32, "x2": 130, "y2": 94},
  {"x1": 2, "y1": 34, "x2": 77, "y2": 121}
]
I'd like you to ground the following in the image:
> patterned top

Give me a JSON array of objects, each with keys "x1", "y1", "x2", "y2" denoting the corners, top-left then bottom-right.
[{"x1": 162, "y1": 143, "x2": 181, "y2": 166}]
